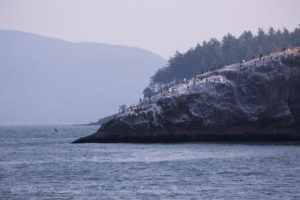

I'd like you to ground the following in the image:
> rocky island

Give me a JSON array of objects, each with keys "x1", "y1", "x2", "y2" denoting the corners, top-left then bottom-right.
[{"x1": 73, "y1": 47, "x2": 300, "y2": 143}]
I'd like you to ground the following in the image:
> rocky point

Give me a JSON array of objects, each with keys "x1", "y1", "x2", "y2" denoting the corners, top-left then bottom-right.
[{"x1": 73, "y1": 47, "x2": 300, "y2": 143}]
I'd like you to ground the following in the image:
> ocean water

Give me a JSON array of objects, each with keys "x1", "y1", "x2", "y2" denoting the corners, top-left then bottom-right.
[{"x1": 0, "y1": 125, "x2": 300, "y2": 200}]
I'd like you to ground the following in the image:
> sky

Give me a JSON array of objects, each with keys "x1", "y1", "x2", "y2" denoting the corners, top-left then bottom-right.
[{"x1": 0, "y1": 0, "x2": 299, "y2": 58}]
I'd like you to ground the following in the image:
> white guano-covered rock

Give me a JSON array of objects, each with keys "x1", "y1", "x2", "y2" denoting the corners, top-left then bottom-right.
[{"x1": 74, "y1": 47, "x2": 300, "y2": 143}]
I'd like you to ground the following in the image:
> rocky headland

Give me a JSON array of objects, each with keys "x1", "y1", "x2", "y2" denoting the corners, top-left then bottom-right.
[{"x1": 74, "y1": 47, "x2": 300, "y2": 143}]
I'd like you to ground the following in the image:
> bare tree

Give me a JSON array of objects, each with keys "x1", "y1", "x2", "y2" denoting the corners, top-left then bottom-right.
[{"x1": 118, "y1": 105, "x2": 126, "y2": 113}]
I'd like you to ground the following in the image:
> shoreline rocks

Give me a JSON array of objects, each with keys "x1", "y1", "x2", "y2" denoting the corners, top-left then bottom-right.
[{"x1": 73, "y1": 47, "x2": 300, "y2": 143}]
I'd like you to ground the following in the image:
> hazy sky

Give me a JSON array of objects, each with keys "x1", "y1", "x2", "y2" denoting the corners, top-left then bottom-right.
[{"x1": 0, "y1": 0, "x2": 299, "y2": 58}]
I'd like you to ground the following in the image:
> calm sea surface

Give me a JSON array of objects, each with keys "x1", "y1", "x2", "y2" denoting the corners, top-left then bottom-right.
[{"x1": 0, "y1": 125, "x2": 300, "y2": 199}]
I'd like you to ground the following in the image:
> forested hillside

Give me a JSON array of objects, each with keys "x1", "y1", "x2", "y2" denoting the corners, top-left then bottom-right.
[{"x1": 144, "y1": 26, "x2": 300, "y2": 97}]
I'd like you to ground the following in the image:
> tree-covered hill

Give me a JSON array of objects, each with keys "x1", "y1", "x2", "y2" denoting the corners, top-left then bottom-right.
[{"x1": 144, "y1": 26, "x2": 300, "y2": 97}]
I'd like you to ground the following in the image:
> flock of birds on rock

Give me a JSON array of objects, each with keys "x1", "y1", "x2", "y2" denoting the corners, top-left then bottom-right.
[{"x1": 125, "y1": 47, "x2": 300, "y2": 114}]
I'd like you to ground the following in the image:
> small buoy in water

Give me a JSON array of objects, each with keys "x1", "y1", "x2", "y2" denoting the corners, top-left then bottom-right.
[{"x1": 54, "y1": 129, "x2": 58, "y2": 132}]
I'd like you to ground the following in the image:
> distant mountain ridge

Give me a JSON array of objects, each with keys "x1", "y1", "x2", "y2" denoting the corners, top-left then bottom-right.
[{"x1": 0, "y1": 30, "x2": 167, "y2": 125}]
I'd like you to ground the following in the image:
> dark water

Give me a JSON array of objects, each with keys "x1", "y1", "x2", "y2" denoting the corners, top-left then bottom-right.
[{"x1": 1, "y1": 125, "x2": 300, "y2": 200}]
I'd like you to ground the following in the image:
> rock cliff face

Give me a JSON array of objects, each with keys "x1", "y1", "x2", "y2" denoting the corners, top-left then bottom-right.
[{"x1": 74, "y1": 47, "x2": 300, "y2": 143}]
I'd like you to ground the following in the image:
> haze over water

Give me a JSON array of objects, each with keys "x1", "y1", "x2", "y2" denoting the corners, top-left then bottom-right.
[
  {"x1": 1, "y1": 125, "x2": 300, "y2": 199},
  {"x1": 1, "y1": 1, "x2": 300, "y2": 199}
]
